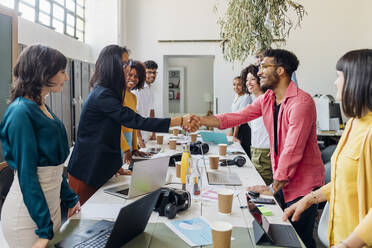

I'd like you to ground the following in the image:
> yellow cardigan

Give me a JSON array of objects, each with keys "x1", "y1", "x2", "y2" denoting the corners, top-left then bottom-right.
[
  {"x1": 321, "y1": 112, "x2": 372, "y2": 247},
  {"x1": 120, "y1": 90, "x2": 138, "y2": 152}
]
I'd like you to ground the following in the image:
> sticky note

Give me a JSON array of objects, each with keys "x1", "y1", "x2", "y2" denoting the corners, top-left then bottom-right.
[{"x1": 257, "y1": 206, "x2": 272, "y2": 216}]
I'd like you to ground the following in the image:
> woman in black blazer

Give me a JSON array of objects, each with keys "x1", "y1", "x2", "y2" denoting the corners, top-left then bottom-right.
[{"x1": 67, "y1": 45, "x2": 195, "y2": 204}]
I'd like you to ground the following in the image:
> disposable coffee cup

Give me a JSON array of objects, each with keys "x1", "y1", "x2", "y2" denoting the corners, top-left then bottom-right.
[
  {"x1": 210, "y1": 221, "x2": 233, "y2": 248},
  {"x1": 190, "y1": 133, "x2": 197, "y2": 142},
  {"x1": 172, "y1": 128, "x2": 180, "y2": 136},
  {"x1": 218, "y1": 144, "x2": 227, "y2": 156},
  {"x1": 156, "y1": 135, "x2": 164, "y2": 145},
  {"x1": 218, "y1": 189, "x2": 234, "y2": 215},
  {"x1": 176, "y1": 162, "x2": 181, "y2": 178},
  {"x1": 209, "y1": 156, "x2": 219, "y2": 170},
  {"x1": 169, "y1": 139, "x2": 177, "y2": 150}
]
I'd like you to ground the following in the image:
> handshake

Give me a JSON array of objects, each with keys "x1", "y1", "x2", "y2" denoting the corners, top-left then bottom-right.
[{"x1": 180, "y1": 114, "x2": 201, "y2": 133}]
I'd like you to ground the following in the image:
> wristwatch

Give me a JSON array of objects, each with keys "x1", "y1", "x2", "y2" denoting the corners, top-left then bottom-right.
[{"x1": 268, "y1": 183, "x2": 276, "y2": 195}]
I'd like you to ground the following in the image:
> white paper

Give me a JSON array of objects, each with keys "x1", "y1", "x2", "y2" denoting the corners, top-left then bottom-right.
[{"x1": 71, "y1": 203, "x2": 123, "y2": 220}]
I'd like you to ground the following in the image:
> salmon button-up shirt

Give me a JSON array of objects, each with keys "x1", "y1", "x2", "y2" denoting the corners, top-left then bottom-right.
[{"x1": 216, "y1": 82, "x2": 324, "y2": 202}]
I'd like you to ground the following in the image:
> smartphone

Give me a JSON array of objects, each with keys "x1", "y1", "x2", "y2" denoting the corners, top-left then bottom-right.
[{"x1": 250, "y1": 197, "x2": 276, "y2": 205}]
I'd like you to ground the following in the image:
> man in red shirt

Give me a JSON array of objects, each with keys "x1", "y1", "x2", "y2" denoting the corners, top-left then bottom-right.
[{"x1": 190, "y1": 49, "x2": 324, "y2": 248}]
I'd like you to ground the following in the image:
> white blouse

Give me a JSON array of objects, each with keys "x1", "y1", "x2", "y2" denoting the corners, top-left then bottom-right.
[{"x1": 231, "y1": 94, "x2": 252, "y2": 112}]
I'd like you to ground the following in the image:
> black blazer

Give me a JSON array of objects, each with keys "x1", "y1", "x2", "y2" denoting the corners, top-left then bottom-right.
[{"x1": 67, "y1": 85, "x2": 170, "y2": 188}]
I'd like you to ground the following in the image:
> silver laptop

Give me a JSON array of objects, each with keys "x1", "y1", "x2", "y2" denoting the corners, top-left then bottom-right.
[
  {"x1": 104, "y1": 156, "x2": 170, "y2": 199},
  {"x1": 207, "y1": 171, "x2": 242, "y2": 186}
]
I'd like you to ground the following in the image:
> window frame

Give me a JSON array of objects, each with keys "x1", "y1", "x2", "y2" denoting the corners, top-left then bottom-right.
[{"x1": 2, "y1": 0, "x2": 85, "y2": 42}]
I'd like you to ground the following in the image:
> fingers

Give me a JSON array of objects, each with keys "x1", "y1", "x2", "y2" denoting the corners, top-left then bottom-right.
[
  {"x1": 282, "y1": 206, "x2": 295, "y2": 221},
  {"x1": 182, "y1": 114, "x2": 201, "y2": 132}
]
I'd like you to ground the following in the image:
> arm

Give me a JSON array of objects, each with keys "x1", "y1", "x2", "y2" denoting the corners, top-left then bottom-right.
[
  {"x1": 273, "y1": 99, "x2": 316, "y2": 182},
  {"x1": 137, "y1": 130, "x2": 146, "y2": 148},
  {"x1": 7, "y1": 109, "x2": 54, "y2": 239},
  {"x1": 214, "y1": 96, "x2": 263, "y2": 129},
  {"x1": 232, "y1": 125, "x2": 240, "y2": 139}
]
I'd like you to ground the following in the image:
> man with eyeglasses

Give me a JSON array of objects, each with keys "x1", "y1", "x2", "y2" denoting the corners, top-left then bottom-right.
[
  {"x1": 133, "y1": 60, "x2": 158, "y2": 147},
  {"x1": 188, "y1": 49, "x2": 324, "y2": 248}
]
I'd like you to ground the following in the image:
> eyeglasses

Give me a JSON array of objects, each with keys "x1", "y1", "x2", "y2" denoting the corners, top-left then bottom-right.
[
  {"x1": 259, "y1": 63, "x2": 277, "y2": 71},
  {"x1": 146, "y1": 70, "x2": 158, "y2": 75},
  {"x1": 122, "y1": 60, "x2": 133, "y2": 68}
]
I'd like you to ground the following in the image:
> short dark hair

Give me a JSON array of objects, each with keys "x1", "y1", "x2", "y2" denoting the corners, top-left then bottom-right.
[
  {"x1": 336, "y1": 49, "x2": 372, "y2": 118},
  {"x1": 11, "y1": 44, "x2": 67, "y2": 105},
  {"x1": 264, "y1": 49, "x2": 299, "y2": 77},
  {"x1": 90, "y1": 45, "x2": 129, "y2": 102},
  {"x1": 144, "y1": 60, "x2": 158, "y2": 70},
  {"x1": 130, "y1": 61, "x2": 146, "y2": 90}
]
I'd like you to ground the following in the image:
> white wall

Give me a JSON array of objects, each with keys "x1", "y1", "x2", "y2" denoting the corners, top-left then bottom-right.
[
  {"x1": 85, "y1": 0, "x2": 120, "y2": 61},
  {"x1": 123, "y1": 0, "x2": 372, "y2": 116},
  {"x1": 18, "y1": 18, "x2": 92, "y2": 62},
  {"x1": 167, "y1": 56, "x2": 214, "y2": 115}
]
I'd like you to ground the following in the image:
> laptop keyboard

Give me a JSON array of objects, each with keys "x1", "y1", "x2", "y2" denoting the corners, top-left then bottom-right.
[
  {"x1": 208, "y1": 172, "x2": 229, "y2": 183},
  {"x1": 207, "y1": 172, "x2": 241, "y2": 185},
  {"x1": 74, "y1": 226, "x2": 114, "y2": 248}
]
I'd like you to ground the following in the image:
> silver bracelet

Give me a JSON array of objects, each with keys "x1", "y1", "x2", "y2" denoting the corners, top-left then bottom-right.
[{"x1": 268, "y1": 183, "x2": 276, "y2": 195}]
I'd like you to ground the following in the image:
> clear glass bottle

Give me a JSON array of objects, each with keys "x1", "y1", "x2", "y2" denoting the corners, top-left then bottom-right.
[{"x1": 186, "y1": 158, "x2": 201, "y2": 203}]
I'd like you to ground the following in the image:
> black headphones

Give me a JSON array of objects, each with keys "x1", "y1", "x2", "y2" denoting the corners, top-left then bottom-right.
[
  {"x1": 154, "y1": 188, "x2": 191, "y2": 219},
  {"x1": 220, "y1": 155, "x2": 246, "y2": 167}
]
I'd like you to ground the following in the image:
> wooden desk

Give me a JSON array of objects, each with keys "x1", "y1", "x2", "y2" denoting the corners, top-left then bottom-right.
[{"x1": 49, "y1": 134, "x2": 304, "y2": 247}]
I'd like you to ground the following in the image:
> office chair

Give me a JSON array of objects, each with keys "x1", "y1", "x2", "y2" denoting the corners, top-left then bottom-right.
[{"x1": 321, "y1": 145, "x2": 337, "y2": 164}]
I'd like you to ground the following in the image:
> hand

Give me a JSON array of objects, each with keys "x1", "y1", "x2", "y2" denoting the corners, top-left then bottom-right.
[
  {"x1": 233, "y1": 137, "x2": 240, "y2": 143},
  {"x1": 246, "y1": 185, "x2": 273, "y2": 196},
  {"x1": 182, "y1": 114, "x2": 200, "y2": 132},
  {"x1": 115, "y1": 167, "x2": 132, "y2": 177},
  {"x1": 150, "y1": 133, "x2": 156, "y2": 140},
  {"x1": 68, "y1": 201, "x2": 81, "y2": 218},
  {"x1": 139, "y1": 139, "x2": 146, "y2": 148},
  {"x1": 32, "y1": 238, "x2": 49, "y2": 248},
  {"x1": 123, "y1": 150, "x2": 132, "y2": 164},
  {"x1": 134, "y1": 150, "x2": 152, "y2": 158},
  {"x1": 282, "y1": 196, "x2": 312, "y2": 222}
]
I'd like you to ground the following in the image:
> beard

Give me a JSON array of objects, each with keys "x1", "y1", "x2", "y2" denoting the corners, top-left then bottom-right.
[{"x1": 261, "y1": 72, "x2": 280, "y2": 91}]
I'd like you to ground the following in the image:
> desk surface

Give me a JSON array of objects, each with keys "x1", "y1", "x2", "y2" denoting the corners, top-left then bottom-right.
[{"x1": 50, "y1": 133, "x2": 304, "y2": 247}]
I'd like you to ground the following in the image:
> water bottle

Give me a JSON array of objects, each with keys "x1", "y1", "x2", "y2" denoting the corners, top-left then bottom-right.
[
  {"x1": 180, "y1": 144, "x2": 191, "y2": 190},
  {"x1": 186, "y1": 158, "x2": 201, "y2": 203}
]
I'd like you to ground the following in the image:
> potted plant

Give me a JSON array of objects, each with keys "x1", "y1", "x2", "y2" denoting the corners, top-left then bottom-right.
[{"x1": 215, "y1": 0, "x2": 306, "y2": 62}]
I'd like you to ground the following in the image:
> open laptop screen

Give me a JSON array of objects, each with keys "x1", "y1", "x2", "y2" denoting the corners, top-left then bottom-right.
[{"x1": 246, "y1": 197, "x2": 274, "y2": 242}]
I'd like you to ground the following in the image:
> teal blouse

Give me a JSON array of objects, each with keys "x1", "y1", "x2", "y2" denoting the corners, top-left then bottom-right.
[{"x1": 0, "y1": 97, "x2": 78, "y2": 240}]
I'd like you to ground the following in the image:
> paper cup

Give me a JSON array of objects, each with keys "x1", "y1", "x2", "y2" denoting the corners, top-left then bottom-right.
[
  {"x1": 209, "y1": 156, "x2": 219, "y2": 170},
  {"x1": 210, "y1": 221, "x2": 233, "y2": 248},
  {"x1": 176, "y1": 162, "x2": 181, "y2": 178},
  {"x1": 156, "y1": 135, "x2": 164, "y2": 145},
  {"x1": 218, "y1": 144, "x2": 227, "y2": 156},
  {"x1": 172, "y1": 128, "x2": 180, "y2": 136},
  {"x1": 169, "y1": 139, "x2": 177, "y2": 150},
  {"x1": 190, "y1": 133, "x2": 197, "y2": 142},
  {"x1": 218, "y1": 189, "x2": 234, "y2": 215}
]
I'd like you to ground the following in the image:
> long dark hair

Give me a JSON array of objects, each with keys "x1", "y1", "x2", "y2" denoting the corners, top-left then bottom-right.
[
  {"x1": 336, "y1": 49, "x2": 372, "y2": 118},
  {"x1": 10, "y1": 44, "x2": 67, "y2": 105},
  {"x1": 240, "y1": 64, "x2": 261, "y2": 93},
  {"x1": 90, "y1": 45, "x2": 129, "y2": 102},
  {"x1": 130, "y1": 61, "x2": 146, "y2": 90}
]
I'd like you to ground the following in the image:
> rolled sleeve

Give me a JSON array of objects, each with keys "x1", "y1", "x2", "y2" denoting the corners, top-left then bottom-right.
[
  {"x1": 215, "y1": 97, "x2": 262, "y2": 130},
  {"x1": 273, "y1": 99, "x2": 316, "y2": 181}
]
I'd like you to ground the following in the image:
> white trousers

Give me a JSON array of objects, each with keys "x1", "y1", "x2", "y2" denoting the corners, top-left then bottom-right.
[{"x1": 1, "y1": 164, "x2": 63, "y2": 248}]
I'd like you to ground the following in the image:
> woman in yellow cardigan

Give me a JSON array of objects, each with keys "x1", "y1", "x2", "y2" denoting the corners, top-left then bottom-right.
[
  {"x1": 283, "y1": 49, "x2": 372, "y2": 248},
  {"x1": 121, "y1": 60, "x2": 151, "y2": 164}
]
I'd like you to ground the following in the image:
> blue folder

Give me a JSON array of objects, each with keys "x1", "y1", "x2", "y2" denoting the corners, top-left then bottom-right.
[{"x1": 200, "y1": 131, "x2": 230, "y2": 145}]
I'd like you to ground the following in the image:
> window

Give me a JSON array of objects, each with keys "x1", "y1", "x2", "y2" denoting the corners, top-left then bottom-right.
[{"x1": 0, "y1": 0, "x2": 85, "y2": 42}]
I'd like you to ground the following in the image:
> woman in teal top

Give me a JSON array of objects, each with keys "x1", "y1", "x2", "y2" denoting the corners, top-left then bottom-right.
[{"x1": 0, "y1": 45, "x2": 80, "y2": 248}]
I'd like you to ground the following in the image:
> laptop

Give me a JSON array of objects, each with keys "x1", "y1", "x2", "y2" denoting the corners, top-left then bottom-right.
[
  {"x1": 200, "y1": 131, "x2": 232, "y2": 145},
  {"x1": 55, "y1": 189, "x2": 161, "y2": 248},
  {"x1": 206, "y1": 171, "x2": 242, "y2": 186},
  {"x1": 247, "y1": 200, "x2": 301, "y2": 247},
  {"x1": 104, "y1": 156, "x2": 169, "y2": 199}
]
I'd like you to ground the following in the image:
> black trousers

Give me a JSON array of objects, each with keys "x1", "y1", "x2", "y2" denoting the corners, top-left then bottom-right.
[
  {"x1": 275, "y1": 190, "x2": 318, "y2": 248},
  {"x1": 235, "y1": 123, "x2": 251, "y2": 158}
]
